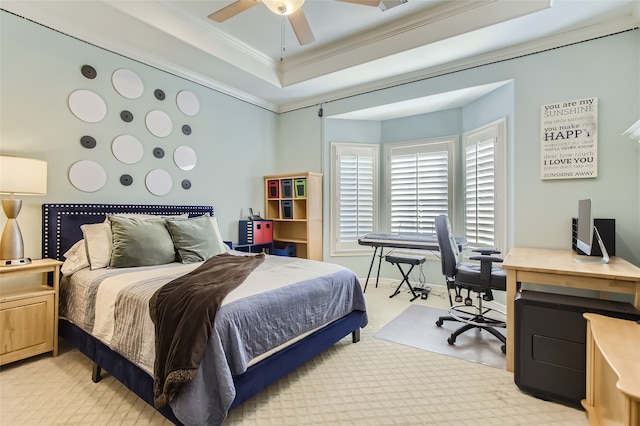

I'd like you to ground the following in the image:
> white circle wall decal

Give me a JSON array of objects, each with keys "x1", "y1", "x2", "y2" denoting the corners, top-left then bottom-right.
[
  {"x1": 69, "y1": 160, "x2": 107, "y2": 192},
  {"x1": 145, "y1": 110, "x2": 173, "y2": 138},
  {"x1": 173, "y1": 146, "x2": 197, "y2": 171},
  {"x1": 145, "y1": 169, "x2": 172, "y2": 196},
  {"x1": 176, "y1": 90, "x2": 200, "y2": 116},
  {"x1": 112, "y1": 135, "x2": 144, "y2": 164},
  {"x1": 68, "y1": 89, "x2": 107, "y2": 123},
  {"x1": 112, "y1": 68, "x2": 144, "y2": 99}
]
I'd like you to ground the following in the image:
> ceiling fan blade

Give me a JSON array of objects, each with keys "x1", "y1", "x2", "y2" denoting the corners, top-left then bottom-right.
[
  {"x1": 208, "y1": 0, "x2": 259, "y2": 22},
  {"x1": 334, "y1": 0, "x2": 380, "y2": 7},
  {"x1": 288, "y1": 9, "x2": 315, "y2": 46}
]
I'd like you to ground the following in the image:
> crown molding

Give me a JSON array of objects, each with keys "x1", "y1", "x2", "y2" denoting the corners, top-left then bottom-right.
[{"x1": 276, "y1": 16, "x2": 639, "y2": 113}]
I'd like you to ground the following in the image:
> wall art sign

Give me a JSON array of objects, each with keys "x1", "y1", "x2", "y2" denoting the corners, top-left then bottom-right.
[{"x1": 541, "y1": 97, "x2": 597, "y2": 180}]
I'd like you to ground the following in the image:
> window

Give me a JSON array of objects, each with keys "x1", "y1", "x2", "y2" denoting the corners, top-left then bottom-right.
[
  {"x1": 330, "y1": 143, "x2": 379, "y2": 255},
  {"x1": 463, "y1": 118, "x2": 506, "y2": 251},
  {"x1": 384, "y1": 138, "x2": 455, "y2": 234},
  {"x1": 329, "y1": 119, "x2": 506, "y2": 257}
]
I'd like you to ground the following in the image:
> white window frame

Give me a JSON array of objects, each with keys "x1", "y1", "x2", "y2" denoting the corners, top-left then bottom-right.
[
  {"x1": 462, "y1": 118, "x2": 507, "y2": 252},
  {"x1": 330, "y1": 142, "x2": 380, "y2": 256},
  {"x1": 384, "y1": 136, "x2": 456, "y2": 235}
]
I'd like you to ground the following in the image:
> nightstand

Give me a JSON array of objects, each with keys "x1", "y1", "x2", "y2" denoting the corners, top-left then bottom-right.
[{"x1": 0, "y1": 258, "x2": 62, "y2": 365}]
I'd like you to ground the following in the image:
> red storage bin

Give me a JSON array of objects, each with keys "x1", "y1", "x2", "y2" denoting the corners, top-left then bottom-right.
[{"x1": 267, "y1": 180, "x2": 279, "y2": 198}]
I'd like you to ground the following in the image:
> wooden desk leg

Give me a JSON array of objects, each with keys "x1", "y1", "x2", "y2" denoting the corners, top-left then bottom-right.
[
  {"x1": 506, "y1": 270, "x2": 517, "y2": 373},
  {"x1": 582, "y1": 322, "x2": 595, "y2": 413}
]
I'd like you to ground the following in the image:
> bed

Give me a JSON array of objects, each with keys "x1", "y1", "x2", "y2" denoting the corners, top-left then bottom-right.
[{"x1": 42, "y1": 203, "x2": 367, "y2": 425}]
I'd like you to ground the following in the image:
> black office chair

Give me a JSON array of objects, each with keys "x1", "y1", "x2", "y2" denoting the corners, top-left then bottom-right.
[{"x1": 434, "y1": 215, "x2": 507, "y2": 353}]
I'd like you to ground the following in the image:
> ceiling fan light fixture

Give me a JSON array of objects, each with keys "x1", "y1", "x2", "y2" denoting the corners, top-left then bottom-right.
[{"x1": 262, "y1": 0, "x2": 305, "y2": 16}]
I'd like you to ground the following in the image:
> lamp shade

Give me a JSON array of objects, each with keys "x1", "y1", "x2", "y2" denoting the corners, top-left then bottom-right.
[
  {"x1": 0, "y1": 156, "x2": 47, "y2": 195},
  {"x1": 262, "y1": 0, "x2": 304, "y2": 15}
]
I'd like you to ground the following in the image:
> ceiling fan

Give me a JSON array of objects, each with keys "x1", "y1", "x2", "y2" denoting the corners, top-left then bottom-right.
[{"x1": 208, "y1": 0, "x2": 407, "y2": 46}]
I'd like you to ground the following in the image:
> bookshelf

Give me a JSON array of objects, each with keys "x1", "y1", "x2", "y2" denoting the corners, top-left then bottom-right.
[{"x1": 264, "y1": 172, "x2": 322, "y2": 260}]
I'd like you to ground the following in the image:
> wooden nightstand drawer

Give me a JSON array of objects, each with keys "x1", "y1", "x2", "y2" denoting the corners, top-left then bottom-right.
[{"x1": 1, "y1": 293, "x2": 55, "y2": 361}]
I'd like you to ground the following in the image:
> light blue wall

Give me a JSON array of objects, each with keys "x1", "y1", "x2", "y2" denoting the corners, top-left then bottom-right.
[
  {"x1": 275, "y1": 108, "x2": 323, "y2": 174},
  {"x1": 0, "y1": 11, "x2": 278, "y2": 255},
  {"x1": 308, "y1": 30, "x2": 640, "y2": 289},
  {"x1": 2, "y1": 9, "x2": 638, "y2": 292},
  {"x1": 381, "y1": 108, "x2": 463, "y2": 143}
]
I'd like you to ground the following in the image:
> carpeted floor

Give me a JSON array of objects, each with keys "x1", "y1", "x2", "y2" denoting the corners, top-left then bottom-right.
[
  {"x1": 374, "y1": 304, "x2": 506, "y2": 369},
  {"x1": 0, "y1": 279, "x2": 587, "y2": 425}
]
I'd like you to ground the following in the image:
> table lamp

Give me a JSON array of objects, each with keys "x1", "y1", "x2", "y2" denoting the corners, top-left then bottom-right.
[{"x1": 0, "y1": 156, "x2": 48, "y2": 266}]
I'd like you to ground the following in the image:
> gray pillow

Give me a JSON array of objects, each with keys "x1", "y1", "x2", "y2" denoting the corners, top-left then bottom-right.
[
  {"x1": 166, "y1": 215, "x2": 226, "y2": 263},
  {"x1": 109, "y1": 216, "x2": 176, "y2": 267}
]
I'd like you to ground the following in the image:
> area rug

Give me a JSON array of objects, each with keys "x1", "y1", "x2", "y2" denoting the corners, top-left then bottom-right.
[{"x1": 374, "y1": 304, "x2": 506, "y2": 369}]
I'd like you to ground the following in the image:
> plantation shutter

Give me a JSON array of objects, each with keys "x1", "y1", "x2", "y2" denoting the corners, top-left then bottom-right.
[
  {"x1": 465, "y1": 138, "x2": 496, "y2": 246},
  {"x1": 388, "y1": 141, "x2": 452, "y2": 234},
  {"x1": 331, "y1": 143, "x2": 378, "y2": 253}
]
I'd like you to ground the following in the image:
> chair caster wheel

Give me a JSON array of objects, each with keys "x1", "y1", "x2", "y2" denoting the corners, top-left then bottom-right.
[
  {"x1": 455, "y1": 296, "x2": 463, "y2": 303},
  {"x1": 465, "y1": 297, "x2": 473, "y2": 306},
  {"x1": 436, "y1": 320, "x2": 443, "y2": 327},
  {"x1": 501, "y1": 345, "x2": 506, "y2": 354},
  {"x1": 447, "y1": 336, "x2": 455, "y2": 345}
]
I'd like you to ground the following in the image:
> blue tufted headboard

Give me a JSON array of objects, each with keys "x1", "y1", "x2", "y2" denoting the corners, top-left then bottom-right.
[{"x1": 42, "y1": 204, "x2": 214, "y2": 261}]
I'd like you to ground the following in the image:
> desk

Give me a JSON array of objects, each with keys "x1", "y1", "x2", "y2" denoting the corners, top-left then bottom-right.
[
  {"x1": 582, "y1": 313, "x2": 640, "y2": 426},
  {"x1": 502, "y1": 247, "x2": 640, "y2": 373}
]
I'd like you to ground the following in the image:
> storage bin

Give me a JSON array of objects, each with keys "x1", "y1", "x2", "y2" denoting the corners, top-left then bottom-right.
[
  {"x1": 273, "y1": 242, "x2": 296, "y2": 257},
  {"x1": 267, "y1": 180, "x2": 279, "y2": 198},
  {"x1": 294, "y1": 178, "x2": 306, "y2": 198},
  {"x1": 238, "y1": 220, "x2": 273, "y2": 244},
  {"x1": 281, "y1": 179, "x2": 293, "y2": 198},
  {"x1": 281, "y1": 200, "x2": 293, "y2": 219}
]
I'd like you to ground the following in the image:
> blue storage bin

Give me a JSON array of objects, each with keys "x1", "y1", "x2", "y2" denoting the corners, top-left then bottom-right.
[{"x1": 273, "y1": 242, "x2": 296, "y2": 257}]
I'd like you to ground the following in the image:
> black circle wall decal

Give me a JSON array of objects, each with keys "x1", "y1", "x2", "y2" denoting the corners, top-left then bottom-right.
[
  {"x1": 181, "y1": 179, "x2": 192, "y2": 190},
  {"x1": 182, "y1": 124, "x2": 192, "y2": 135},
  {"x1": 81, "y1": 65, "x2": 97, "y2": 79},
  {"x1": 153, "y1": 147, "x2": 165, "y2": 158},
  {"x1": 154, "y1": 89, "x2": 166, "y2": 101},
  {"x1": 120, "y1": 110, "x2": 134, "y2": 122},
  {"x1": 80, "y1": 135, "x2": 97, "y2": 149},
  {"x1": 120, "y1": 174, "x2": 133, "y2": 186}
]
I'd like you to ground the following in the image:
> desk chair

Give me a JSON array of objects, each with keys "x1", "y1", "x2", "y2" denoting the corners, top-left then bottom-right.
[{"x1": 434, "y1": 215, "x2": 507, "y2": 353}]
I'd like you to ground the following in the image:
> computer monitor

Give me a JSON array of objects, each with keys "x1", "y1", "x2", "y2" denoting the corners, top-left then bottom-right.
[{"x1": 575, "y1": 198, "x2": 609, "y2": 263}]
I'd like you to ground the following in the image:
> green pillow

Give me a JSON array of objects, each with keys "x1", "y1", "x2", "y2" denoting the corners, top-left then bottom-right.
[
  {"x1": 166, "y1": 215, "x2": 226, "y2": 263},
  {"x1": 109, "y1": 216, "x2": 176, "y2": 267}
]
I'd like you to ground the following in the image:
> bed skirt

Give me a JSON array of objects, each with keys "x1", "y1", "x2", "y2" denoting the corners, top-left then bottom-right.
[{"x1": 59, "y1": 310, "x2": 365, "y2": 424}]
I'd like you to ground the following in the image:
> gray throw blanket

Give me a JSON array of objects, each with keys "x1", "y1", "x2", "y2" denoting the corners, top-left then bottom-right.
[{"x1": 149, "y1": 252, "x2": 265, "y2": 408}]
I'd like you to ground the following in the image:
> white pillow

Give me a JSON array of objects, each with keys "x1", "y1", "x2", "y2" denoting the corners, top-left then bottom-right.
[
  {"x1": 209, "y1": 216, "x2": 228, "y2": 253},
  {"x1": 61, "y1": 239, "x2": 90, "y2": 275},
  {"x1": 81, "y1": 222, "x2": 113, "y2": 270}
]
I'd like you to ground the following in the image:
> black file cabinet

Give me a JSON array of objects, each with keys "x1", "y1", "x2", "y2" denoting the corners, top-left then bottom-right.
[{"x1": 514, "y1": 290, "x2": 640, "y2": 407}]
